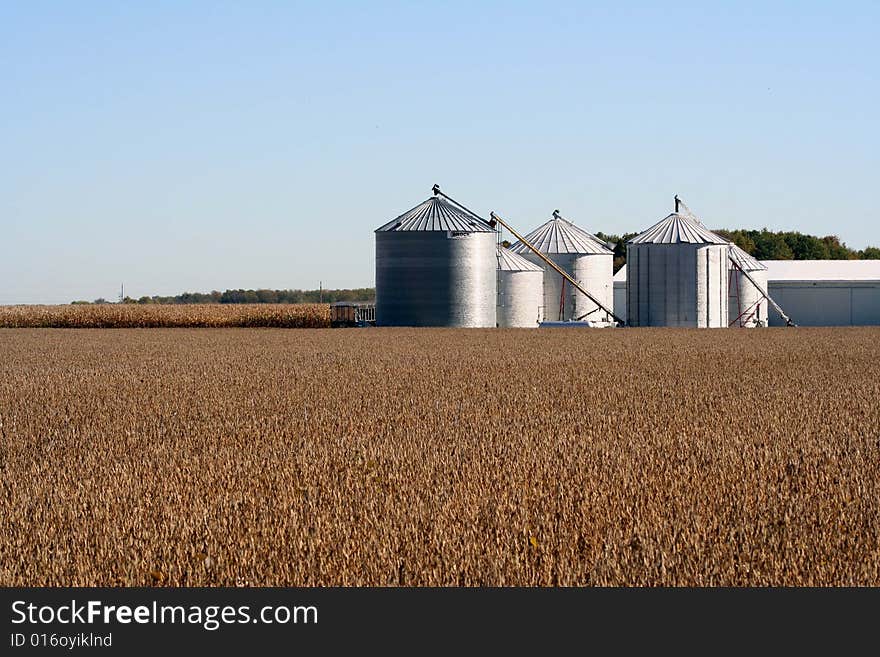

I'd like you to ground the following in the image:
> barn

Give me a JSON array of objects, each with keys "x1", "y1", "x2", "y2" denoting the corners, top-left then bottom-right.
[{"x1": 764, "y1": 260, "x2": 880, "y2": 327}]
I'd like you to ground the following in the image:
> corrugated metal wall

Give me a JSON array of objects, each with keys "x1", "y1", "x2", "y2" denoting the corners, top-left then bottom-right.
[
  {"x1": 375, "y1": 231, "x2": 497, "y2": 327},
  {"x1": 627, "y1": 244, "x2": 729, "y2": 327},
  {"x1": 522, "y1": 253, "x2": 613, "y2": 322},
  {"x1": 768, "y1": 284, "x2": 880, "y2": 326},
  {"x1": 728, "y1": 269, "x2": 769, "y2": 327},
  {"x1": 497, "y1": 269, "x2": 543, "y2": 327},
  {"x1": 572, "y1": 255, "x2": 613, "y2": 321},
  {"x1": 613, "y1": 281, "x2": 626, "y2": 323}
]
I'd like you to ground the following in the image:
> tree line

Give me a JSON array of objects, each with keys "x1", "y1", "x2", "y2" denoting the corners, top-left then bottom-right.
[{"x1": 78, "y1": 288, "x2": 375, "y2": 305}]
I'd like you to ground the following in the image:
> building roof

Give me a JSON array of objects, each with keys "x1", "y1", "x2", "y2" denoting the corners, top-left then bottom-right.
[
  {"x1": 629, "y1": 212, "x2": 729, "y2": 245},
  {"x1": 613, "y1": 265, "x2": 627, "y2": 283},
  {"x1": 497, "y1": 246, "x2": 544, "y2": 272},
  {"x1": 375, "y1": 196, "x2": 496, "y2": 233},
  {"x1": 729, "y1": 245, "x2": 767, "y2": 271},
  {"x1": 509, "y1": 216, "x2": 612, "y2": 255},
  {"x1": 761, "y1": 260, "x2": 880, "y2": 282}
]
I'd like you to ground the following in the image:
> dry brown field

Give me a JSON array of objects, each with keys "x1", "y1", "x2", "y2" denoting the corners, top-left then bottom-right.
[
  {"x1": 0, "y1": 304, "x2": 329, "y2": 328},
  {"x1": 0, "y1": 327, "x2": 878, "y2": 586}
]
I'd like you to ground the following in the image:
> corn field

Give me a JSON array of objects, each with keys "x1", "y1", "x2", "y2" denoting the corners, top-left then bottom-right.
[
  {"x1": 0, "y1": 304, "x2": 329, "y2": 328},
  {"x1": 1, "y1": 327, "x2": 878, "y2": 586}
]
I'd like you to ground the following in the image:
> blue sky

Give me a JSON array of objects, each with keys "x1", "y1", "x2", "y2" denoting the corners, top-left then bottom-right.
[{"x1": 1, "y1": 1, "x2": 877, "y2": 303}]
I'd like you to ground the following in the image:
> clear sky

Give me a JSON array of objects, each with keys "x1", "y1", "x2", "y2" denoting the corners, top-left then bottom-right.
[{"x1": 2, "y1": 1, "x2": 877, "y2": 304}]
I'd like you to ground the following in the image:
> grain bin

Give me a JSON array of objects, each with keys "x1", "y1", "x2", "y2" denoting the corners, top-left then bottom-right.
[
  {"x1": 509, "y1": 211, "x2": 613, "y2": 322},
  {"x1": 626, "y1": 201, "x2": 731, "y2": 327},
  {"x1": 375, "y1": 194, "x2": 497, "y2": 327},
  {"x1": 728, "y1": 245, "x2": 768, "y2": 327},
  {"x1": 496, "y1": 246, "x2": 544, "y2": 327}
]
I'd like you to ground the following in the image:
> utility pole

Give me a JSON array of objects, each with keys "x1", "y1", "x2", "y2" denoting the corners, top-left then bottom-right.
[
  {"x1": 119, "y1": 283, "x2": 124, "y2": 303},
  {"x1": 319, "y1": 281, "x2": 323, "y2": 304}
]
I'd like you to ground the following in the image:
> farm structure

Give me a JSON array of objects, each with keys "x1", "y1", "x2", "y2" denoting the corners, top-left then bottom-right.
[
  {"x1": 728, "y1": 246, "x2": 769, "y2": 327},
  {"x1": 374, "y1": 194, "x2": 497, "y2": 328},
  {"x1": 625, "y1": 199, "x2": 730, "y2": 328},
  {"x1": 508, "y1": 212, "x2": 614, "y2": 323},
  {"x1": 371, "y1": 186, "x2": 879, "y2": 329},
  {"x1": 764, "y1": 260, "x2": 880, "y2": 326},
  {"x1": 615, "y1": 259, "x2": 880, "y2": 327},
  {"x1": 496, "y1": 246, "x2": 544, "y2": 327},
  {"x1": 330, "y1": 302, "x2": 376, "y2": 328}
]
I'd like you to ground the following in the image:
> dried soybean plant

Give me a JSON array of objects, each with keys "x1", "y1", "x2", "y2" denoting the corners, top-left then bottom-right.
[{"x1": 0, "y1": 327, "x2": 878, "y2": 586}]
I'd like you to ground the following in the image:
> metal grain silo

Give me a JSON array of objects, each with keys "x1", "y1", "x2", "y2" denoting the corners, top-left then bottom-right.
[
  {"x1": 728, "y1": 245, "x2": 769, "y2": 327},
  {"x1": 375, "y1": 194, "x2": 497, "y2": 327},
  {"x1": 626, "y1": 203, "x2": 731, "y2": 327},
  {"x1": 509, "y1": 211, "x2": 614, "y2": 322},
  {"x1": 496, "y1": 246, "x2": 544, "y2": 327}
]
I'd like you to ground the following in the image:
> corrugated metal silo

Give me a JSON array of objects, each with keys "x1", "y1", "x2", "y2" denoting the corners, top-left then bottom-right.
[
  {"x1": 375, "y1": 195, "x2": 497, "y2": 327},
  {"x1": 626, "y1": 208, "x2": 731, "y2": 327},
  {"x1": 509, "y1": 212, "x2": 614, "y2": 322},
  {"x1": 496, "y1": 246, "x2": 544, "y2": 327},
  {"x1": 729, "y1": 245, "x2": 769, "y2": 327}
]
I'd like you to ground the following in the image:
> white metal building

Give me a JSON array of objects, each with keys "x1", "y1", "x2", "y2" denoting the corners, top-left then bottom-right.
[
  {"x1": 509, "y1": 213, "x2": 613, "y2": 322},
  {"x1": 763, "y1": 260, "x2": 880, "y2": 326},
  {"x1": 626, "y1": 211, "x2": 731, "y2": 327},
  {"x1": 496, "y1": 246, "x2": 544, "y2": 327}
]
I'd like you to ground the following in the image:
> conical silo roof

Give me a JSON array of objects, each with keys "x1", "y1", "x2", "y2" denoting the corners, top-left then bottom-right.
[
  {"x1": 376, "y1": 196, "x2": 495, "y2": 233},
  {"x1": 729, "y1": 244, "x2": 767, "y2": 271},
  {"x1": 628, "y1": 212, "x2": 729, "y2": 244},
  {"x1": 509, "y1": 215, "x2": 612, "y2": 255},
  {"x1": 497, "y1": 246, "x2": 544, "y2": 272}
]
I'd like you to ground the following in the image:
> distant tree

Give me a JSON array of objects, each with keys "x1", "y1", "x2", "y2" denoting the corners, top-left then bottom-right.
[
  {"x1": 822, "y1": 236, "x2": 856, "y2": 260},
  {"x1": 751, "y1": 231, "x2": 794, "y2": 260},
  {"x1": 713, "y1": 228, "x2": 733, "y2": 242},
  {"x1": 220, "y1": 289, "x2": 252, "y2": 304},
  {"x1": 286, "y1": 290, "x2": 300, "y2": 303},
  {"x1": 93, "y1": 297, "x2": 109, "y2": 304},
  {"x1": 593, "y1": 232, "x2": 637, "y2": 273},
  {"x1": 714, "y1": 229, "x2": 757, "y2": 255},
  {"x1": 256, "y1": 289, "x2": 279, "y2": 304},
  {"x1": 781, "y1": 232, "x2": 828, "y2": 259},
  {"x1": 104, "y1": 287, "x2": 368, "y2": 305},
  {"x1": 861, "y1": 247, "x2": 880, "y2": 259}
]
